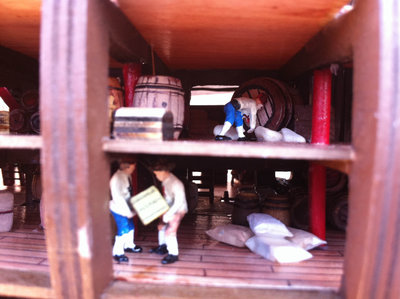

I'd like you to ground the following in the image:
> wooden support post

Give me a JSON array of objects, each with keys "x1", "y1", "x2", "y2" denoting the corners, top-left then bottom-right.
[
  {"x1": 40, "y1": 0, "x2": 112, "y2": 298},
  {"x1": 344, "y1": 0, "x2": 400, "y2": 298},
  {"x1": 122, "y1": 63, "x2": 142, "y2": 108},
  {"x1": 309, "y1": 68, "x2": 332, "y2": 240}
]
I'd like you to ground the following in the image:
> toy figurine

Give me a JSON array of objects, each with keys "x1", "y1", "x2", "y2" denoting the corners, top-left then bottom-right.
[
  {"x1": 215, "y1": 94, "x2": 265, "y2": 141},
  {"x1": 149, "y1": 159, "x2": 188, "y2": 264},
  {"x1": 109, "y1": 161, "x2": 142, "y2": 262}
]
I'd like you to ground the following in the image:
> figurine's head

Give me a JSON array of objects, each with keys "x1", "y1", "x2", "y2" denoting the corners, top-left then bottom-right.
[
  {"x1": 119, "y1": 159, "x2": 136, "y2": 174},
  {"x1": 151, "y1": 158, "x2": 175, "y2": 172},
  {"x1": 150, "y1": 158, "x2": 175, "y2": 181}
]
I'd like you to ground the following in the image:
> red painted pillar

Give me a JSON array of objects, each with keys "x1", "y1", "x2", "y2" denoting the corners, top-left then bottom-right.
[
  {"x1": 122, "y1": 63, "x2": 142, "y2": 107},
  {"x1": 123, "y1": 63, "x2": 142, "y2": 235},
  {"x1": 309, "y1": 68, "x2": 332, "y2": 241}
]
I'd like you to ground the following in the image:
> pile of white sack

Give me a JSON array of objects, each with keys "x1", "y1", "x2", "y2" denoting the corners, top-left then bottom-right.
[{"x1": 213, "y1": 125, "x2": 306, "y2": 143}]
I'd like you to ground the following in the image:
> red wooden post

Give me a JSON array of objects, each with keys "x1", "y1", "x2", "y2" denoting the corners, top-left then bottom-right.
[
  {"x1": 122, "y1": 63, "x2": 142, "y2": 236},
  {"x1": 309, "y1": 68, "x2": 332, "y2": 240},
  {"x1": 122, "y1": 63, "x2": 142, "y2": 107},
  {"x1": 122, "y1": 62, "x2": 142, "y2": 192}
]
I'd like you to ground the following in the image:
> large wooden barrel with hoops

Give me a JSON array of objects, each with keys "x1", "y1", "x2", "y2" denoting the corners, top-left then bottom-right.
[
  {"x1": 261, "y1": 194, "x2": 291, "y2": 226},
  {"x1": 232, "y1": 77, "x2": 302, "y2": 131},
  {"x1": 133, "y1": 76, "x2": 185, "y2": 139},
  {"x1": 232, "y1": 188, "x2": 260, "y2": 226}
]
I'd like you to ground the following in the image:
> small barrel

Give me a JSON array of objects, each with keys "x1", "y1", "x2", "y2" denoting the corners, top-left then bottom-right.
[
  {"x1": 9, "y1": 108, "x2": 29, "y2": 133},
  {"x1": 32, "y1": 173, "x2": 42, "y2": 200},
  {"x1": 133, "y1": 76, "x2": 185, "y2": 139},
  {"x1": 232, "y1": 189, "x2": 260, "y2": 226},
  {"x1": 21, "y1": 89, "x2": 39, "y2": 112},
  {"x1": 327, "y1": 192, "x2": 348, "y2": 231},
  {"x1": 29, "y1": 111, "x2": 40, "y2": 134},
  {"x1": 261, "y1": 194, "x2": 291, "y2": 226},
  {"x1": 0, "y1": 191, "x2": 14, "y2": 232}
]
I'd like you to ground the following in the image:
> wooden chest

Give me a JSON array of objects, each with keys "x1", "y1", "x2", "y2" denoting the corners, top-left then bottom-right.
[{"x1": 112, "y1": 107, "x2": 174, "y2": 140}]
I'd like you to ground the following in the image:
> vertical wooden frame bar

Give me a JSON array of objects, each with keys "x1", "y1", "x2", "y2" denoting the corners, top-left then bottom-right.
[
  {"x1": 344, "y1": 0, "x2": 400, "y2": 298},
  {"x1": 40, "y1": 0, "x2": 112, "y2": 298}
]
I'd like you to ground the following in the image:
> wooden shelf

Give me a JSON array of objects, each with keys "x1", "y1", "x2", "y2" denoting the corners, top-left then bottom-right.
[
  {"x1": 0, "y1": 135, "x2": 42, "y2": 150},
  {"x1": 103, "y1": 138, "x2": 354, "y2": 161}
]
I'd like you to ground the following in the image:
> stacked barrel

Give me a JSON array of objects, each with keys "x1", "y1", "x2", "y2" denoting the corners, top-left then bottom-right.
[
  {"x1": 232, "y1": 77, "x2": 302, "y2": 131},
  {"x1": 8, "y1": 89, "x2": 40, "y2": 134}
]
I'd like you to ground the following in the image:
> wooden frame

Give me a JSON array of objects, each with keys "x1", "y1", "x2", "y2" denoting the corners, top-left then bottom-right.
[
  {"x1": 344, "y1": 0, "x2": 400, "y2": 298},
  {"x1": 1, "y1": 0, "x2": 399, "y2": 298},
  {"x1": 40, "y1": 0, "x2": 112, "y2": 297}
]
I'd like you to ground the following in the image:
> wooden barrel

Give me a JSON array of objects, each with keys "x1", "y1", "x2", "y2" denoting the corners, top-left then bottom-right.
[
  {"x1": 9, "y1": 108, "x2": 29, "y2": 133},
  {"x1": 326, "y1": 168, "x2": 348, "y2": 193},
  {"x1": 32, "y1": 173, "x2": 42, "y2": 200},
  {"x1": 0, "y1": 191, "x2": 13, "y2": 232},
  {"x1": 231, "y1": 77, "x2": 300, "y2": 131},
  {"x1": 327, "y1": 192, "x2": 348, "y2": 231},
  {"x1": 289, "y1": 187, "x2": 309, "y2": 230},
  {"x1": 133, "y1": 76, "x2": 185, "y2": 139},
  {"x1": 232, "y1": 189, "x2": 260, "y2": 226},
  {"x1": 21, "y1": 89, "x2": 39, "y2": 112},
  {"x1": 29, "y1": 111, "x2": 40, "y2": 134},
  {"x1": 261, "y1": 194, "x2": 291, "y2": 226}
]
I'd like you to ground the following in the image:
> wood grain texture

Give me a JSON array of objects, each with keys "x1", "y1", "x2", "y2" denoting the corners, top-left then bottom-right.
[
  {"x1": 0, "y1": 0, "x2": 349, "y2": 71},
  {"x1": 0, "y1": 188, "x2": 345, "y2": 298},
  {"x1": 39, "y1": 0, "x2": 113, "y2": 298},
  {"x1": 117, "y1": 0, "x2": 349, "y2": 70},
  {"x1": 103, "y1": 138, "x2": 354, "y2": 162}
]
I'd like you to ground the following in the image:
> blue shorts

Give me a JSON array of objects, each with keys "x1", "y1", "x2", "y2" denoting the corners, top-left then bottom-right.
[
  {"x1": 111, "y1": 211, "x2": 134, "y2": 236},
  {"x1": 224, "y1": 102, "x2": 243, "y2": 127}
]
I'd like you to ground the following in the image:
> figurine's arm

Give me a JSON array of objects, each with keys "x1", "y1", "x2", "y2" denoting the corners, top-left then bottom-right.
[
  {"x1": 110, "y1": 177, "x2": 134, "y2": 218},
  {"x1": 162, "y1": 180, "x2": 187, "y2": 223},
  {"x1": 246, "y1": 103, "x2": 259, "y2": 133}
]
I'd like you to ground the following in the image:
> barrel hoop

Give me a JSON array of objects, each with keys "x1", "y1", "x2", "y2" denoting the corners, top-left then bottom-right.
[
  {"x1": 135, "y1": 84, "x2": 184, "y2": 93},
  {"x1": 0, "y1": 209, "x2": 13, "y2": 215}
]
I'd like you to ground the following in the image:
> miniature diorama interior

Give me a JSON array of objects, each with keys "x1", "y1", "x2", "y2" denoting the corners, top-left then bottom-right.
[{"x1": 1, "y1": 0, "x2": 399, "y2": 299}]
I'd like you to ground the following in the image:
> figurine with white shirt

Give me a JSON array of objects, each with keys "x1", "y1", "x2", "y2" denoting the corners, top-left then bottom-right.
[
  {"x1": 109, "y1": 160, "x2": 142, "y2": 263},
  {"x1": 215, "y1": 93, "x2": 265, "y2": 141},
  {"x1": 149, "y1": 159, "x2": 188, "y2": 264}
]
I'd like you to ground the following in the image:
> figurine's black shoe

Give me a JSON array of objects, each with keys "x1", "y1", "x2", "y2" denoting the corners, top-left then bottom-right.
[
  {"x1": 237, "y1": 137, "x2": 247, "y2": 141},
  {"x1": 149, "y1": 244, "x2": 168, "y2": 255},
  {"x1": 125, "y1": 245, "x2": 142, "y2": 253},
  {"x1": 113, "y1": 254, "x2": 129, "y2": 262},
  {"x1": 215, "y1": 135, "x2": 232, "y2": 141},
  {"x1": 161, "y1": 254, "x2": 179, "y2": 264}
]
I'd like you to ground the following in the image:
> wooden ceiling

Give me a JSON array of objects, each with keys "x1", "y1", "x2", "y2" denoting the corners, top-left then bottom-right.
[
  {"x1": 0, "y1": 1, "x2": 41, "y2": 60},
  {"x1": 0, "y1": 0, "x2": 350, "y2": 71}
]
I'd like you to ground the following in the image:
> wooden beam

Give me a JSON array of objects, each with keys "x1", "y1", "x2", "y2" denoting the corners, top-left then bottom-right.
[
  {"x1": 174, "y1": 69, "x2": 280, "y2": 87},
  {"x1": 104, "y1": 280, "x2": 339, "y2": 299},
  {"x1": 100, "y1": 0, "x2": 169, "y2": 74},
  {"x1": 40, "y1": 0, "x2": 113, "y2": 298},
  {"x1": 280, "y1": 8, "x2": 355, "y2": 80},
  {"x1": 0, "y1": 269, "x2": 53, "y2": 299},
  {"x1": 344, "y1": 0, "x2": 400, "y2": 298}
]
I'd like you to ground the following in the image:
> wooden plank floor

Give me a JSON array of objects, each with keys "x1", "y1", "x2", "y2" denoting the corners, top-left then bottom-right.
[{"x1": 0, "y1": 185, "x2": 345, "y2": 294}]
